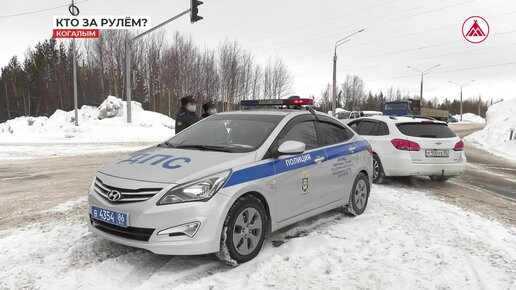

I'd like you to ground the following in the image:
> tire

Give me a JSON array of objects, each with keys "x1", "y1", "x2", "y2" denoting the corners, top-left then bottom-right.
[
  {"x1": 343, "y1": 172, "x2": 371, "y2": 216},
  {"x1": 216, "y1": 195, "x2": 267, "y2": 265},
  {"x1": 372, "y1": 154, "x2": 385, "y2": 184},
  {"x1": 430, "y1": 176, "x2": 450, "y2": 182}
]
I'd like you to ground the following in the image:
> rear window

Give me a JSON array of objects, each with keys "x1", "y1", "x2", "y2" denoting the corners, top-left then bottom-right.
[{"x1": 396, "y1": 122, "x2": 456, "y2": 138}]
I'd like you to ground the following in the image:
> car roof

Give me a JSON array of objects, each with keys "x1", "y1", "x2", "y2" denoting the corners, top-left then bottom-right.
[
  {"x1": 353, "y1": 115, "x2": 447, "y2": 124},
  {"x1": 217, "y1": 109, "x2": 331, "y2": 117}
]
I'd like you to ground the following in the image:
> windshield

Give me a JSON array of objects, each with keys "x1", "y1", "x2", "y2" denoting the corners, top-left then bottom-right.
[
  {"x1": 166, "y1": 114, "x2": 284, "y2": 153},
  {"x1": 384, "y1": 103, "x2": 410, "y2": 110}
]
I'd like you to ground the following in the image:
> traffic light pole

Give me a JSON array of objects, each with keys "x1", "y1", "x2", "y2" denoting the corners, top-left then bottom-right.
[{"x1": 125, "y1": 9, "x2": 191, "y2": 123}]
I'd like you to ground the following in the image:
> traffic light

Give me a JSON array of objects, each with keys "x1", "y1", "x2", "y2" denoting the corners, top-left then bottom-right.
[{"x1": 190, "y1": 0, "x2": 203, "y2": 23}]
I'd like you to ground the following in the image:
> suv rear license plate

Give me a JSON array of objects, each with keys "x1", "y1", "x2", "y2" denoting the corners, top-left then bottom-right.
[
  {"x1": 91, "y1": 206, "x2": 128, "y2": 228},
  {"x1": 425, "y1": 149, "x2": 449, "y2": 158}
]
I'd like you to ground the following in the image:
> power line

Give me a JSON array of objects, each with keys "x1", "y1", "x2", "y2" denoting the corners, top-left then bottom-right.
[
  {"x1": 249, "y1": 0, "x2": 474, "y2": 52},
  {"x1": 365, "y1": 62, "x2": 516, "y2": 82},
  {"x1": 292, "y1": 40, "x2": 516, "y2": 79},
  {"x1": 244, "y1": 0, "x2": 396, "y2": 44},
  {"x1": 0, "y1": 0, "x2": 89, "y2": 19},
  {"x1": 287, "y1": 29, "x2": 516, "y2": 73},
  {"x1": 293, "y1": 62, "x2": 516, "y2": 90},
  {"x1": 283, "y1": 9, "x2": 516, "y2": 62}
]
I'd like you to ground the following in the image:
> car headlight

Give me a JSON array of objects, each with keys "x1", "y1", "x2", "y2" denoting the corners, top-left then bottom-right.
[{"x1": 157, "y1": 170, "x2": 231, "y2": 205}]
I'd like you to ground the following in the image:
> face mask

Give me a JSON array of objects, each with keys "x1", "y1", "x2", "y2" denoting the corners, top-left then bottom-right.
[
  {"x1": 186, "y1": 104, "x2": 196, "y2": 112},
  {"x1": 208, "y1": 109, "x2": 217, "y2": 115}
]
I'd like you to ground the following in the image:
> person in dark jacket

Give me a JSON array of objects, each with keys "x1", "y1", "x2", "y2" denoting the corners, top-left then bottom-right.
[
  {"x1": 175, "y1": 95, "x2": 200, "y2": 134},
  {"x1": 201, "y1": 101, "x2": 217, "y2": 119}
]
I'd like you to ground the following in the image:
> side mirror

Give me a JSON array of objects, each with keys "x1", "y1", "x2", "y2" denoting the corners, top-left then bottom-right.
[{"x1": 278, "y1": 140, "x2": 306, "y2": 155}]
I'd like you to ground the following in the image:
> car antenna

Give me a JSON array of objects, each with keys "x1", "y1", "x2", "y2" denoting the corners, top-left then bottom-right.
[{"x1": 305, "y1": 106, "x2": 320, "y2": 121}]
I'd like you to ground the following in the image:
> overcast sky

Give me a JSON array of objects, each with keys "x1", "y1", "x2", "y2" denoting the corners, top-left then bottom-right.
[{"x1": 1, "y1": 0, "x2": 515, "y2": 102}]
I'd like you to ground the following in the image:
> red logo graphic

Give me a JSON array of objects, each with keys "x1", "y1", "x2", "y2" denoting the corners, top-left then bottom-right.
[{"x1": 462, "y1": 16, "x2": 489, "y2": 43}]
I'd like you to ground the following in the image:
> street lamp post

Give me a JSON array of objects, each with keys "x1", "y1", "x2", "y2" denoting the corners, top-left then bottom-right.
[
  {"x1": 332, "y1": 29, "x2": 364, "y2": 116},
  {"x1": 449, "y1": 80, "x2": 475, "y2": 121},
  {"x1": 406, "y1": 64, "x2": 441, "y2": 100}
]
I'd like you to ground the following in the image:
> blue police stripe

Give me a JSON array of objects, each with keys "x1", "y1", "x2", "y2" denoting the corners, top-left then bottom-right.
[
  {"x1": 223, "y1": 161, "x2": 276, "y2": 187},
  {"x1": 223, "y1": 140, "x2": 369, "y2": 188}
]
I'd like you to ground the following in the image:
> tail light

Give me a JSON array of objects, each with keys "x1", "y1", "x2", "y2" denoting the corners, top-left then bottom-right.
[
  {"x1": 367, "y1": 145, "x2": 373, "y2": 154},
  {"x1": 391, "y1": 138, "x2": 420, "y2": 151},
  {"x1": 454, "y1": 140, "x2": 464, "y2": 151}
]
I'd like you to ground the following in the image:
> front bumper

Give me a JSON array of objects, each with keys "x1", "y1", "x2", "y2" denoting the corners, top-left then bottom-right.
[{"x1": 87, "y1": 187, "x2": 231, "y2": 255}]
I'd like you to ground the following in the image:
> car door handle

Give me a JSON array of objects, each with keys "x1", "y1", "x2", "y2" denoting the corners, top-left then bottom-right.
[
  {"x1": 314, "y1": 156, "x2": 325, "y2": 163},
  {"x1": 348, "y1": 146, "x2": 357, "y2": 152}
]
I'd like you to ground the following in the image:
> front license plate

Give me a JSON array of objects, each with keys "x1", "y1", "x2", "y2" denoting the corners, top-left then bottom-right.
[
  {"x1": 91, "y1": 206, "x2": 128, "y2": 228},
  {"x1": 425, "y1": 149, "x2": 449, "y2": 158}
]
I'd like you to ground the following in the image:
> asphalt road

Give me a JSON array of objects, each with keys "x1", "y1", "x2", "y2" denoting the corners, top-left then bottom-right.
[{"x1": 383, "y1": 123, "x2": 516, "y2": 226}]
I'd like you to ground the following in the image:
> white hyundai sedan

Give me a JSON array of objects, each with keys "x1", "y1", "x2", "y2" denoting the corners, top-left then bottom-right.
[
  {"x1": 88, "y1": 98, "x2": 373, "y2": 264},
  {"x1": 347, "y1": 115, "x2": 466, "y2": 183}
]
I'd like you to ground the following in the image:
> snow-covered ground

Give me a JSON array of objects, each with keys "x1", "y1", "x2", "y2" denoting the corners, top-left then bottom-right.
[
  {"x1": 453, "y1": 113, "x2": 485, "y2": 124},
  {"x1": 1, "y1": 184, "x2": 514, "y2": 290},
  {"x1": 0, "y1": 96, "x2": 175, "y2": 144},
  {"x1": 0, "y1": 143, "x2": 151, "y2": 162},
  {"x1": 465, "y1": 99, "x2": 516, "y2": 161}
]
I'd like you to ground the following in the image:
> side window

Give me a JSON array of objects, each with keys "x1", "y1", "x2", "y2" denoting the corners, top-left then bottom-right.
[
  {"x1": 348, "y1": 121, "x2": 360, "y2": 132},
  {"x1": 279, "y1": 121, "x2": 318, "y2": 150},
  {"x1": 318, "y1": 122, "x2": 351, "y2": 146},
  {"x1": 376, "y1": 122, "x2": 390, "y2": 136},
  {"x1": 356, "y1": 121, "x2": 378, "y2": 136}
]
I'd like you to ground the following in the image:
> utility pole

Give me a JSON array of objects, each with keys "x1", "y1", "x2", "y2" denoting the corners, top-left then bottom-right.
[
  {"x1": 125, "y1": 1, "x2": 203, "y2": 123},
  {"x1": 449, "y1": 80, "x2": 475, "y2": 121},
  {"x1": 69, "y1": 0, "x2": 79, "y2": 126},
  {"x1": 478, "y1": 95, "x2": 481, "y2": 116},
  {"x1": 332, "y1": 29, "x2": 364, "y2": 116},
  {"x1": 406, "y1": 64, "x2": 441, "y2": 101}
]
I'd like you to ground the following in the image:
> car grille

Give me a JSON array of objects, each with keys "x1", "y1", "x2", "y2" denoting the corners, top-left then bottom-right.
[
  {"x1": 90, "y1": 215, "x2": 155, "y2": 242},
  {"x1": 93, "y1": 177, "x2": 163, "y2": 203}
]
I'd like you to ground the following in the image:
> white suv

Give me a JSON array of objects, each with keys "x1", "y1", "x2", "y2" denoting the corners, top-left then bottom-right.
[{"x1": 347, "y1": 116, "x2": 466, "y2": 183}]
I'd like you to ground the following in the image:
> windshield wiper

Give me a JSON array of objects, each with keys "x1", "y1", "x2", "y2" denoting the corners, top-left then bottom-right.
[
  {"x1": 175, "y1": 144, "x2": 233, "y2": 152},
  {"x1": 158, "y1": 141, "x2": 176, "y2": 148}
]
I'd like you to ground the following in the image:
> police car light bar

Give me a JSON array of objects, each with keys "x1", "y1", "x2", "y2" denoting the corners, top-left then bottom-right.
[{"x1": 240, "y1": 98, "x2": 314, "y2": 107}]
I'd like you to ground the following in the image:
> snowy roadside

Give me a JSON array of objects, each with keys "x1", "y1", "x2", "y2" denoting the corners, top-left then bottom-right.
[
  {"x1": 1, "y1": 184, "x2": 514, "y2": 290},
  {"x1": 0, "y1": 96, "x2": 176, "y2": 144},
  {"x1": 464, "y1": 98, "x2": 516, "y2": 162},
  {"x1": 0, "y1": 143, "x2": 153, "y2": 162}
]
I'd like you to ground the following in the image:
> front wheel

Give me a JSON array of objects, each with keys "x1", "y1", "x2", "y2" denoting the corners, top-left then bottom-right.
[
  {"x1": 343, "y1": 172, "x2": 371, "y2": 216},
  {"x1": 217, "y1": 195, "x2": 267, "y2": 265}
]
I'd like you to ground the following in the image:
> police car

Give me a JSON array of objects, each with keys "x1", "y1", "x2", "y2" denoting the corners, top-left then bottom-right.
[{"x1": 88, "y1": 98, "x2": 373, "y2": 264}]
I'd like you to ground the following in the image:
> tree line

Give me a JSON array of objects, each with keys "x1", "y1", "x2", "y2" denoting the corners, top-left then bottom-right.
[
  {"x1": 315, "y1": 74, "x2": 493, "y2": 117},
  {"x1": 0, "y1": 31, "x2": 293, "y2": 122},
  {"x1": 0, "y1": 30, "x2": 498, "y2": 123}
]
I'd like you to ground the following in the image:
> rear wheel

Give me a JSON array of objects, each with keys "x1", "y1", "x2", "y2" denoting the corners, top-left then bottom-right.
[
  {"x1": 430, "y1": 176, "x2": 451, "y2": 182},
  {"x1": 343, "y1": 173, "x2": 370, "y2": 216},
  {"x1": 372, "y1": 154, "x2": 385, "y2": 184},
  {"x1": 217, "y1": 195, "x2": 267, "y2": 265}
]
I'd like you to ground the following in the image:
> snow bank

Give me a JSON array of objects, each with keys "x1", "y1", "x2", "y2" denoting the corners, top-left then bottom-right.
[
  {"x1": 453, "y1": 113, "x2": 485, "y2": 123},
  {"x1": 465, "y1": 98, "x2": 516, "y2": 161},
  {"x1": 1, "y1": 185, "x2": 515, "y2": 289},
  {"x1": 0, "y1": 96, "x2": 175, "y2": 143}
]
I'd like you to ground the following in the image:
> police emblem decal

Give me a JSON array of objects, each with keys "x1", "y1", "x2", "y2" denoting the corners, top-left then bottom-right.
[{"x1": 301, "y1": 171, "x2": 309, "y2": 194}]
